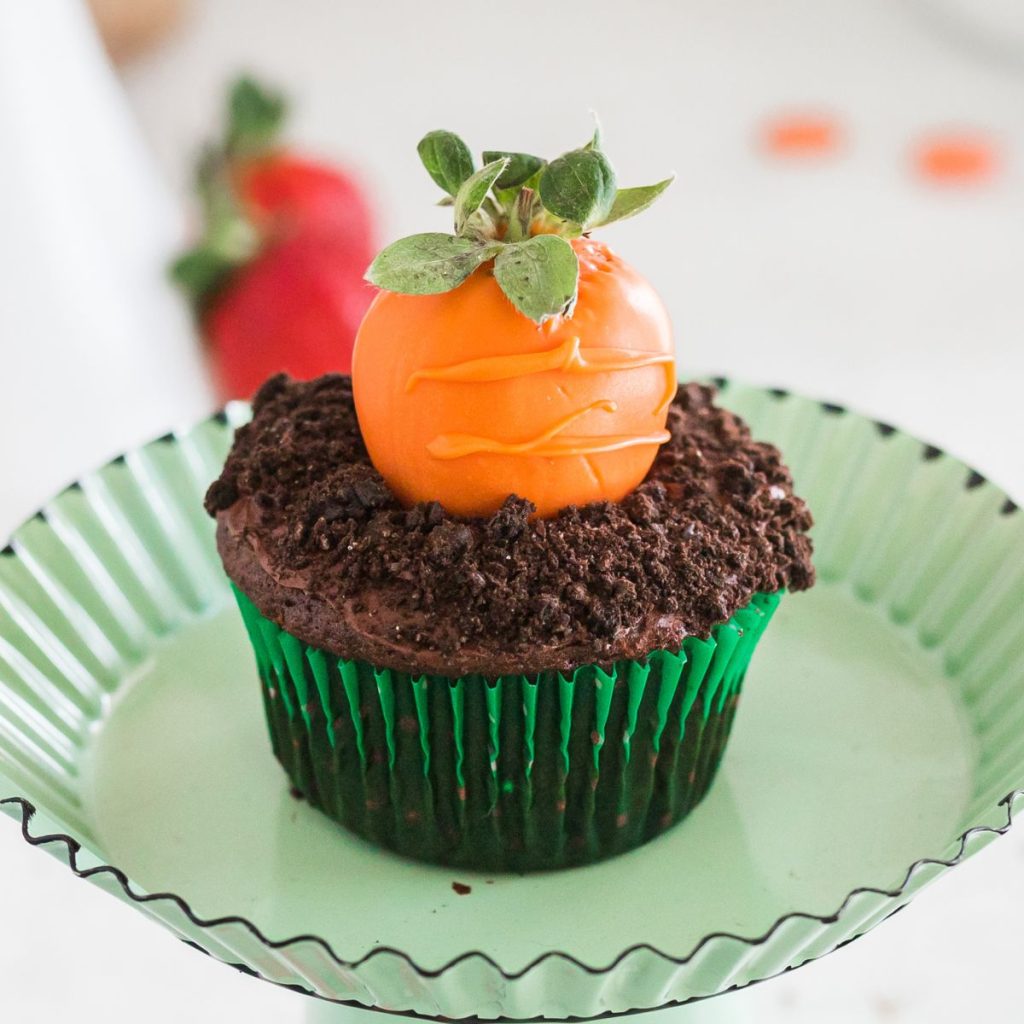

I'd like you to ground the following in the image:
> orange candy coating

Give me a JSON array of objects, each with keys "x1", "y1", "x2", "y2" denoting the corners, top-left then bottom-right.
[
  {"x1": 352, "y1": 237, "x2": 676, "y2": 519},
  {"x1": 762, "y1": 114, "x2": 841, "y2": 157},
  {"x1": 915, "y1": 135, "x2": 998, "y2": 184}
]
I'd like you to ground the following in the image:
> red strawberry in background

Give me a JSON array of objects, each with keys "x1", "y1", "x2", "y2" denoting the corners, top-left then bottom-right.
[{"x1": 171, "y1": 77, "x2": 374, "y2": 400}]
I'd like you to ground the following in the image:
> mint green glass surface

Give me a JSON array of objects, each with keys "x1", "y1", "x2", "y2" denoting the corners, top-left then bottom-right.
[{"x1": 0, "y1": 382, "x2": 1021, "y2": 1020}]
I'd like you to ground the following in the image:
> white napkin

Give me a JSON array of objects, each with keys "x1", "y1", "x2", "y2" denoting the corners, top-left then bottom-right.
[{"x1": 0, "y1": 0, "x2": 214, "y2": 538}]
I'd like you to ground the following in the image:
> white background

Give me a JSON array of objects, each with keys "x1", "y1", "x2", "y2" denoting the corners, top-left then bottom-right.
[{"x1": 1, "y1": 0, "x2": 1023, "y2": 1021}]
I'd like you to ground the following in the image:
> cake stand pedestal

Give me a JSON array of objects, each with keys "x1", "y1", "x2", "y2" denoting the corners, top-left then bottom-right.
[{"x1": 305, "y1": 999, "x2": 752, "y2": 1023}]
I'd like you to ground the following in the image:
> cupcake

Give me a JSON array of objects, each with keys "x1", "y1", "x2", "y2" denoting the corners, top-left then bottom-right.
[{"x1": 205, "y1": 125, "x2": 815, "y2": 871}]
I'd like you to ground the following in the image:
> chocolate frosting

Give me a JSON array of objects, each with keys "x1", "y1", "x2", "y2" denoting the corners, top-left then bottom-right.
[{"x1": 207, "y1": 374, "x2": 814, "y2": 677}]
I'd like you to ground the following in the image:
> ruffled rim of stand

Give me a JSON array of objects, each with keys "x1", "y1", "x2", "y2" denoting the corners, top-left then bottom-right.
[{"x1": 0, "y1": 379, "x2": 1021, "y2": 1018}]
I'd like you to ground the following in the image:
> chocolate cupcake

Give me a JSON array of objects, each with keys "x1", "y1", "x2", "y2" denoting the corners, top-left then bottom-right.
[
  {"x1": 208, "y1": 375, "x2": 813, "y2": 870},
  {"x1": 205, "y1": 125, "x2": 815, "y2": 871}
]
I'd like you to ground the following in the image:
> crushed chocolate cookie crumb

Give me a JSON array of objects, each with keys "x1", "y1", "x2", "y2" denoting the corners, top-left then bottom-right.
[{"x1": 209, "y1": 374, "x2": 814, "y2": 677}]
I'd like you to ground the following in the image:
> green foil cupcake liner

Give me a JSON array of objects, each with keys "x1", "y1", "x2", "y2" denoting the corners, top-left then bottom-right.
[{"x1": 233, "y1": 585, "x2": 781, "y2": 872}]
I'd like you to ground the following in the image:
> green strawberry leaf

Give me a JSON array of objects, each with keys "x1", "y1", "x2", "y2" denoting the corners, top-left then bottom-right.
[
  {"x1": 353, "y1": 121, "x2": 670, "y2": 321},
  {"x1": 417, "y1": 130, "x2": 475, "y2": 196},
  {"x1": 169, "y1": 248, "x2": 239, "y2": 309},
  {"x1": 583, "y1": 114, "x2": 603, "y2": 152},
  {"x1": 594, "y1": 176, "x2": 676, "y2": 227},
  {"x1": 494, "y1": 235, "x2": 579, "y2": 322},
  {"x1": 226, "y1": 77, "x2": 287, "y2": 156},
  {"x1": 538, "y1": 148, "x2": 617, "y2": 229},
  {"x1": 366, "y1": 233, "x2": 500, "y2": 294},
  {"x1": 454, "y1": 157, "x2": 508, "y2": 234},
  {"x1": 482, "y1": 151, "x2": 546, "y2": 190}
]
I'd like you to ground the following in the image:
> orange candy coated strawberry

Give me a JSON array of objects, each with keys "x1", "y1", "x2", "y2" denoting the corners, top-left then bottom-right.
[
  {"x1": 354, "y1": 237, "x2": 673, "y2": 518},
  {"x1": 354, "y1": 125, "x2": 676, "y2": 518}
]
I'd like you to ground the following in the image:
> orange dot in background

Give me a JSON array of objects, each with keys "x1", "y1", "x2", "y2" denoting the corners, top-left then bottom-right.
[
  {"x1": 761, "y1": 114, "x2": 842, "y2": 157},
  {"x1": 915, "y1": 134, "x2": 998, "y2": 184}
]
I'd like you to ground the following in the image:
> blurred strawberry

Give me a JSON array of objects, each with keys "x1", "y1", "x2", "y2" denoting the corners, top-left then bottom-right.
[{"x1": 171, "y1": 77, "x2": 374, "y2": 399}]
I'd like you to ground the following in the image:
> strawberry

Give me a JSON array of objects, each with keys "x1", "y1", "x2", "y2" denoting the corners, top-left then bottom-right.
[
  {"x1": 172, "y1": 77, "x2": 374, "y2": 400},
  {"x1": 233, "y1": 153, "x2": 372, "y2": 243}
]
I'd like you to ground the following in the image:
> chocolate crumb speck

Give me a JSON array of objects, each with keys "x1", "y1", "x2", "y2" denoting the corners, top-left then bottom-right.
[
  {"x1": 209, "y1": 375, "x2": 814, "y2": 677},
  {"x1": 452, "y1": 881, "x2": 472, "y2": 895}
]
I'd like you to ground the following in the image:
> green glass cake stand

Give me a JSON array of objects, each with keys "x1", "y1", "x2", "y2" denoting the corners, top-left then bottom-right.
[{"x1": 1, "y1": 380, "x2": 1022, "y2": 1022}]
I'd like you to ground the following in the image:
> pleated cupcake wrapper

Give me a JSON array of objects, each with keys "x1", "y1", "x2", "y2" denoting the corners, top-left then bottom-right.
[{"x1": 233, "y1": 585, "x2": 781, "y2": 871}]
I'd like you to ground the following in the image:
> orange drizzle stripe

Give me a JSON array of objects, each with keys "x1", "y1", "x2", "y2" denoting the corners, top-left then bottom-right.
[
  {"x1": 428, "y1": 431, "x2": 672, "y2": 460},
  {"x1": 427, "y1": 400, "x2": 616, "y2": 458},
  {"x1": 657, "y1": 361, "x2": 677, "y2": 414},
  {"x1": 406, "y1": 337, "x2": 674, "y2": 392},
  {"x1": 424, "y1": 398, "x2": 670, "y2": 461}
]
